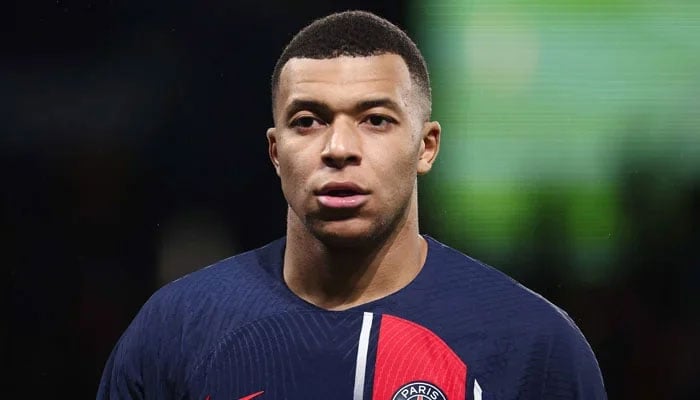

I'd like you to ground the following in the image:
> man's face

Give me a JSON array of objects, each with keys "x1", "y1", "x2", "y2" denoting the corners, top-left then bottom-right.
[{"x1": 267, "y1": 54, "x2": 440, "y2": 246}]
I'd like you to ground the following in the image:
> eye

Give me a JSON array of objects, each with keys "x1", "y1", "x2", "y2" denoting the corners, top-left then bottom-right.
[
  {"x1": 363, "y1": 114, "x2": 396, "y2": 130},
  {"x1": 290, "y1": 116, "x2": 325, "y2": 132}
]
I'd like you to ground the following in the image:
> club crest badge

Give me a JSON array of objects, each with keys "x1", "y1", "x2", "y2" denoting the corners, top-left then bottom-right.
[{"x1": 391, "y1": 381, "x2": 447, "y2": 400}]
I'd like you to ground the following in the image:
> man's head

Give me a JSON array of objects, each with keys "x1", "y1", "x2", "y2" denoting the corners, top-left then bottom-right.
[
  {"x1": 267, "y1": 11, "x2": 440, "y2": 248},
  {"x1": 271, "y1": 10, "x2": 432, "y2": 121}
]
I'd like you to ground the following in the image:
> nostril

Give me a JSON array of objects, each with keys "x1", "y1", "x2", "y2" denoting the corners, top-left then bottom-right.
[{"x1": 322, "y1": 154, "x2": 361, "y2": 168}]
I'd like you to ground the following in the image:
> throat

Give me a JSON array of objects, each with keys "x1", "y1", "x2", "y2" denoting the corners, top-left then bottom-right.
[{"x1": 282, "y1": 233, "x2": 428, "y2": 311}]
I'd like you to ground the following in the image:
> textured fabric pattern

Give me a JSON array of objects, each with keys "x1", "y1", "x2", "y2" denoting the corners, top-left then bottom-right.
[{"x1": 97, "y1": 236, "x2": 606, "y2": 399}]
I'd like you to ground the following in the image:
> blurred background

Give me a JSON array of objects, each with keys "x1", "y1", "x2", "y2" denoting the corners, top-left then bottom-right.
[{"x1": 4, "y1": 0, "x2": 698, "y2": 398}]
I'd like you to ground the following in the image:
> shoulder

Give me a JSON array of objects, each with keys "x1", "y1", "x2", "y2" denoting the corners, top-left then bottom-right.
[
  {"x1": 97, "y1": 238, "x2": 291, "y2": 398},
  {"x1": 424, "y1": 235, "x2": 577, "y2": 328},
  {"x1": 112, "y1": 237, "x2": 289, "y2": 356},
  {"x1": 144, "y1": 239, "x2": 283, "y2": 308},
  {"x1": 140, "y1": 237, "x2": 287, "y2": 323},
  {"x1": 421, "y1": 236, "x2": 606, "y2": 397},
  {"x1": 421, "y1": 236, "x2": 596, "y2": 357}
]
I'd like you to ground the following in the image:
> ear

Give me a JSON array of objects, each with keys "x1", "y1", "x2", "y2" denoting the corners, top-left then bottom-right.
[
  {"x1": 267, "y1": 127, "x2": 280, "y2": 176},
  {"x1": 417, "y1": 121, "x2": 441, "y2": 175}
]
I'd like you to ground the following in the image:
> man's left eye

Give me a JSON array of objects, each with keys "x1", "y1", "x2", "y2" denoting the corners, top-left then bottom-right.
[{"x1": 366, "y1": 115, "x2": 394, "y2": 127}]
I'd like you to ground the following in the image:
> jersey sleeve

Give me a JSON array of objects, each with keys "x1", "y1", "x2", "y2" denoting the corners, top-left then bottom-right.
[
  {"x1": 96, "y1": 318, "x2": 147, "y2": 399},
  {"x1": 96, "y1": 290, "x2": 184, "y2": 400},
  {"x1": 541, "y1": 309, "x2": 607, "y2": 399}
]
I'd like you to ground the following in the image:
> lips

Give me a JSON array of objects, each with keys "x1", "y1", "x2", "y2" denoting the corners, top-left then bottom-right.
[
  {"x1": 315, "y1": 182, "x2": 369, "y2": 209},
  {"x1": 316, "y1": 182, "x2": 367, "y2": 196}
]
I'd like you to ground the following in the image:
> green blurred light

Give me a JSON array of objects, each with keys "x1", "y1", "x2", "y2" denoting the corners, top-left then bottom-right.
[{"x1": 410, "y1": 0, "x2": 700, "y2": 284}]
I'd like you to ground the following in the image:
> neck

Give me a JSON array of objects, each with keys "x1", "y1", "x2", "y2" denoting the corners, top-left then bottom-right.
[{"x1": 283, "y1": 198, "x2": 427, "y2": 311}]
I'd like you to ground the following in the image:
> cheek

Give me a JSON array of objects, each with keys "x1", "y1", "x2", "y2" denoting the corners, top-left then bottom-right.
[
  {"x1": 374, "y1": 147, "x2": 419, "y2": 196},
  {"x1": 387, "y1": 143, "x2": 420, "y2": 175},
  {"x1": 278, "y1": 151, "x2": 313, "y2": 197}
]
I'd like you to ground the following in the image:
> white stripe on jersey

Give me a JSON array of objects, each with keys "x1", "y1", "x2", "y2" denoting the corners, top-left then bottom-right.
[
  {"x1": 474, "y1": 379, "x2": 483, "y2": 400},
  {"x1": 353, "y1": 312, "x2": 374, "y2": 400}
]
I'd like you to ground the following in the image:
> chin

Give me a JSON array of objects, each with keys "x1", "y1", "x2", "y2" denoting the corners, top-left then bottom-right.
[{"x1": 308, "y1": 220, "x2": 383, "y2": 249}]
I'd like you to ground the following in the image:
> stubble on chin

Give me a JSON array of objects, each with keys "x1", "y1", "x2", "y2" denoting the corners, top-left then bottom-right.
[
  {"x1": 303, "y1": 204, "x2": 409, "y2": 251},
  {"x1": 303, "y1": 218, "x2": 379, "y2": 249}
]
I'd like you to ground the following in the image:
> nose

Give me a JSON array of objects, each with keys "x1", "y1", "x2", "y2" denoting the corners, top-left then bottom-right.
[{"x1": 321, "y1": 118, "x2": 362, "y2": 169}]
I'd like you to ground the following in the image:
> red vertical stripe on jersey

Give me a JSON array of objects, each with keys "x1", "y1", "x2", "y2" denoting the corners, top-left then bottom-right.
[{"x1": 372, "y1": 315, "x2": 467, "y2": 400}]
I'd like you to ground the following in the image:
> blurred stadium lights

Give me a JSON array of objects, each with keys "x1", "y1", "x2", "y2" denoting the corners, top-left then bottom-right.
[{"x1": 410, "y1": 0, "x2": 700, "y2": 285}]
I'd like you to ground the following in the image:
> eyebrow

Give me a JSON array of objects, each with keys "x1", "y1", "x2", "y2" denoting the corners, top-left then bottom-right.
[
  {"x1": 284, "y1": 97, "x2": 403, "y2": 121},
  {"x1": 353, "y1": 98, "x2": 403, "y2": 114},
  {"x1": 284, "y1": 99, "x2": 332, "y2": 121}
]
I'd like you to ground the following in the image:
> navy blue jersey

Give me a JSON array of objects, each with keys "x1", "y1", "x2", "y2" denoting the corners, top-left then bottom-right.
[{"x1": 98, "y1": 236, "x2": 606, "y2": 399}]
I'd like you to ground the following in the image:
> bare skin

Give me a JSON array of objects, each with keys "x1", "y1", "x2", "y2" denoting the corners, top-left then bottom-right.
[{"x1": 267, "y1": 54, "x2": 441, "y2": 310}]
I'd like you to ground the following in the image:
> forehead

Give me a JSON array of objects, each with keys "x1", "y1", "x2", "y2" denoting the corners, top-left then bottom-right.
[{"x1": 276, "y1": 54, "x2": 414, "y2": 111}]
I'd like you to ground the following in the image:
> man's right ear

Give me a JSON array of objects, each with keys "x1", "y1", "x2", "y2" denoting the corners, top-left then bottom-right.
[{"x1": 267, "y1": 127, "x2": 280, "y2": 176}]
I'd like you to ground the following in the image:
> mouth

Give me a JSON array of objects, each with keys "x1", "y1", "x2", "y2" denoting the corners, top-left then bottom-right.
[
  {"x1": 321, "y1": 189, "x2": 362, "y2": 197},
  {"x1": 316, "y1": 182, "x2": 368, "y2": 196},
  {"x1": 315, "y1": 182, "x2": 369, "y2": 209}
]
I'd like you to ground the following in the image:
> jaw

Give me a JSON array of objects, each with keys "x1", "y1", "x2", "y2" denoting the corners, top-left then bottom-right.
[
  {"x1": 286, "y1": 192, "x2": 417, "y2": 251},
  {"x1": 306, "y1": 218, "x2": 385, "y2": 249},
  {"x1": 285, "y1": 206, "x2": 380, "y2": 249}
]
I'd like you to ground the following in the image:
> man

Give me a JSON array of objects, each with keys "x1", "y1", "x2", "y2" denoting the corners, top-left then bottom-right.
[{"x1": 98, "y1": 10, "x2": 606, "y2": 399}]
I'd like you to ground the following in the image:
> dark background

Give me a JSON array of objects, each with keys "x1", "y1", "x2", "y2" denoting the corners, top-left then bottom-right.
[{"x1": 4, "y1": 1, "x2": 698, "y2": 398}]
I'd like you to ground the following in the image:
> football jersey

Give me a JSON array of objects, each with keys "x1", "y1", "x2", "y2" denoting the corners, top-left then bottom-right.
[{"x1": 97, "y1": 236, "x2": 606, "y2": 399}]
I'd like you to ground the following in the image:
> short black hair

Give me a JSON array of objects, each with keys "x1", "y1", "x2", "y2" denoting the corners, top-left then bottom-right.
[{"x1": 271, "y1": 10, "x2": 431, "y2": 120}]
